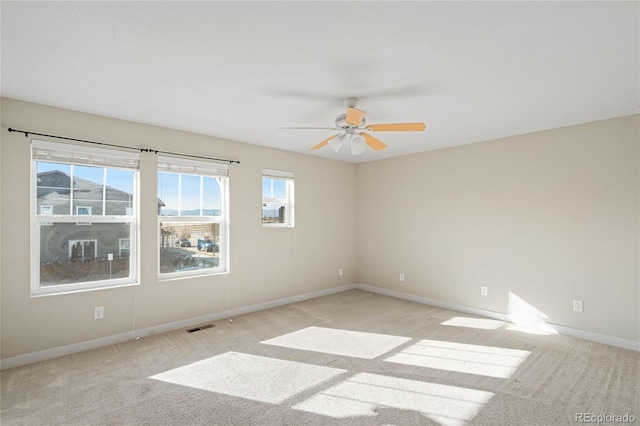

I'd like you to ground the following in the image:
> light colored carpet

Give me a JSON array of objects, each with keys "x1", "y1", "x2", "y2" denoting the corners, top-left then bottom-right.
[{"x1": 1, "y1": 289, "x2": 638, "y2": 425}]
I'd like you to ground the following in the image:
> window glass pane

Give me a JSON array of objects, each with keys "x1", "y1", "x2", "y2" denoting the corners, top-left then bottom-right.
[
  {"x1": 180, "y1": 174, "x2": 201, "y2": 215},
  {"x1": 272, "y1": 179, "x2": 287, "y2": 199},
  {"x1": 159, "y1": 222, "x2": 220, "y2": 274},
  {"x1": 262, "y1": 178, "x2": 271, "y2": 198},
  {"x1": 105, "y1": 169, "x2": 135, "y2": 216},
  {"x1": 262, "y1": 173, "x2": 292, "y2": 226},
  {"x1": 37, "y1": 162, "x2": 71, "y2": 215},
  {"x1": 262, "y1": 178, "x2": 287, "y2": 200},
  {"x1": 73, "y1": 165, "x2": 104, "y2": 215},
  {"x1": 203, "y1": 177, "x2": 221, "y2": 216},
  {"x1": 39, "y1": 222, "x2": 131, "y2": 286},
  {"x1": 158, "y1": 172, "x2": 179, "y2": 215},
  {"x1": 262, "y1": 201, "x2": 286, "y2": 224},
  {"x1": 263, "y1": 178, "x2": 287, "y2": 200}
]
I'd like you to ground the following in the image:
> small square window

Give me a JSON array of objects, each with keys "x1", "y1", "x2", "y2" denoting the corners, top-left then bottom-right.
[{"x1": 262, "y1": 169, "x2": 294, "y2": 227}]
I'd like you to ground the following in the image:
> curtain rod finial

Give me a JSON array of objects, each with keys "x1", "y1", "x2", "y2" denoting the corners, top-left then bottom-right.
[{"x1": 8, "y1": 128, "x2": 29, "y2": 137}]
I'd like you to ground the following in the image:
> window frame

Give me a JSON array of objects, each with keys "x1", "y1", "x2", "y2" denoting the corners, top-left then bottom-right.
[
  {"x1": 157, "y1": 156, "x2": 229, "y2": 280},
  {"x1": 262, "y1": 169, "x2": 294, "y2": 228},
  {"x1": 30, "y1": 139, "x2": 139, "y2": 297}
]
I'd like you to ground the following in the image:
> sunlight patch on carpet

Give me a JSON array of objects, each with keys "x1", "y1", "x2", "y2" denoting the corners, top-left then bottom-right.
[
  {"x1": 261, "y1": 326, "x2": 411, "y2": 359},
  {"x1": 150, "y1": 352, "x2": 346, "y2": 404},
  {"x1": 292, "y1": 372, "x2": 494, "y2": 426},
  {"x1": 384, "y1": 339, "x2": 531, "y2": 379},
  {"x1": 441, "y1": 316, "x2": 504, "y2": 330}
]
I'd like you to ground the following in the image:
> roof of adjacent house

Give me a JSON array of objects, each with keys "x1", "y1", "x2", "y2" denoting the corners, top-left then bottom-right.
[{"x1": 37, "y1": 170, "x2": 165, "y2": 206}]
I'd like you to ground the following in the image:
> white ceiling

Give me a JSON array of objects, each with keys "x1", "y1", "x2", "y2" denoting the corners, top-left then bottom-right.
[{"x1": 2, "y1": 1, "x2": 638, "y2": 163}]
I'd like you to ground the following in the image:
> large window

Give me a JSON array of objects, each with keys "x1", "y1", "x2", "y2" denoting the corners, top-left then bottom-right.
[
  {"x1": 31, "y1": 140, "x2": 139, "y2": 296},
  {"x1": 158, "y1": 156, "x2": 229, "y2": 278},
  {"x1": 262, "y1": 169, "x2": 294, "y2": 227}
]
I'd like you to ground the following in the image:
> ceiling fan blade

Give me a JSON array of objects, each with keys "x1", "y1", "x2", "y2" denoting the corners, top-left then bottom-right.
[
  {"x1": 281, "y1": 126, "x2": 339, "y2": 130},
  {"x1": 345, "y1": 107, "x2": 366, "y2": 126},
  {"x1": 367, "y1": 122, "x2": 426, "y2": 132},
  {"x1": 363, "y1": 133, "x2": 388, "y2": 151},
  {"x1": 311, "y1": 134, "x2": 339, "y2": 150}
]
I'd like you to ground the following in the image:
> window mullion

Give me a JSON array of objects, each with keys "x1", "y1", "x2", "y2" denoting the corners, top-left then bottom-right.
[
  {"x1": 200, "y1": 175, "x2": 204, "y2": 216},
  {"x1": 102, "y1": 168, "x2": 107, "y2": 216},
  {"x1": 69, "y1": 164, "x2": 74, "y2": 215},
  {"x1": 178, "y1": 174, "x2": 182, "y2": 215}
]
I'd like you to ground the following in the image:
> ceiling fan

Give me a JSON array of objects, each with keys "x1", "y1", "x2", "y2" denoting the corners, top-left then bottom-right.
[{"x1": 281, "y1": 97, "x2": 426, "y2": 155}]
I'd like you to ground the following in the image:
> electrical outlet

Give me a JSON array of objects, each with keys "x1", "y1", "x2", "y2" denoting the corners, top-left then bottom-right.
[
  {"x1": 94, "y1": 306, "x2": 104, "y2": 320},
  {"x1": 399, "y1": 273, "x2": 405, "y2": 282},
  {"x1": 339, "y1": 268, "x2": 344, "y2": 276},
  {"x1": 573, "y1": 300, "x2": 583, "y2": 312},
  {"x1": 481, "y1": 286, "x2": 488, "y2": 296}
]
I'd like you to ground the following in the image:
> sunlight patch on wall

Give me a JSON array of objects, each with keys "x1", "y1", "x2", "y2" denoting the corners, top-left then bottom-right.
[
  {"x1": 150, "y1": 352, "x2": 346, "y2": 404},
  {"x1": 508, "y1": 292, "x2": 558, "y2": 335},
  {"x1": 292, "y1": 372, "x2": 494, "y2": 426},
  {"x1": 384, "y1": 339, "x2": 531, "y2": 379},
  {"x1": 261, "y1": 326, "x2": 411, "y2": 359},
  {"x1": 441, "y1": 316, "x2": 504, "y2": 330}
]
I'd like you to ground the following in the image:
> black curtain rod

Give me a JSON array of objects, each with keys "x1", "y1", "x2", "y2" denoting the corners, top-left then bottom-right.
[{"x1": 7, "y1": 127, "x2": 240, "y2": 165}]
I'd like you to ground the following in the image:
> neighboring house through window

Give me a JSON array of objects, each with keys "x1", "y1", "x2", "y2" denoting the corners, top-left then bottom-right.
[
  {"x1": 69, "y1": 239, "x2": 97, "y2": 260},
  {"x1": 262, "y1": 169, "x2": 294, "y2": 227},
  {"x1": 119, "y1": 238, "x2": 130, "y2": 258},
  {"x1": 31, "y1": 139, "x2": 140, "y2": 296},
  {"x1": 40, "y1": 205, "x2": 53, "y2": 226}
]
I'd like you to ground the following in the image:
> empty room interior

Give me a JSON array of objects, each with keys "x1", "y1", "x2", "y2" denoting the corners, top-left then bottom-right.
[{"x1": 1, "y1": 2, "x2": 639, "y2": 425}]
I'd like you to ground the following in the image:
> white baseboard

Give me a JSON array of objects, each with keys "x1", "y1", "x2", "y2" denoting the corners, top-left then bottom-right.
[
  {"x1": 3, "y1": 282, "x2": 637, "y2": 370},
  {"x1": 354, "y1": 283, "x2": 640, "y2": 352},
  {"x1": 0, "y1": 284, "x2": 356, "y2": 370}
]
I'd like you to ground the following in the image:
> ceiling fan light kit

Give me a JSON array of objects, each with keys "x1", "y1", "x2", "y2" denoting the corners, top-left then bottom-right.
[
  {"x1": 329, "y1": 133, "x2": 348, "y2": 152},
  {"x1": 282, "y1": 98, "x2": 427, "y2": 155},
  {"x1": 350, "y1": 134, "x2": 366, "y2": 155}
]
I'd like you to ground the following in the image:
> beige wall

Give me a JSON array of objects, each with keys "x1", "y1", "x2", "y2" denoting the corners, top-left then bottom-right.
[
  {"x1": 2, "y1": 97, "x2": 638, "y2": 361},
  {"x1": 356, "y1": 115, "x2": 639, "y2": 342},
  {"x1": 0, "y1": 98, "x2": 358, "y2": 359}
]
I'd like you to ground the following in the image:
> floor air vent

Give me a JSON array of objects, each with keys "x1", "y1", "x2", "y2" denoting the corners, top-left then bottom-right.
[{"x1": 186, "y1": 324, "x2": 215, "y2": 333}]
